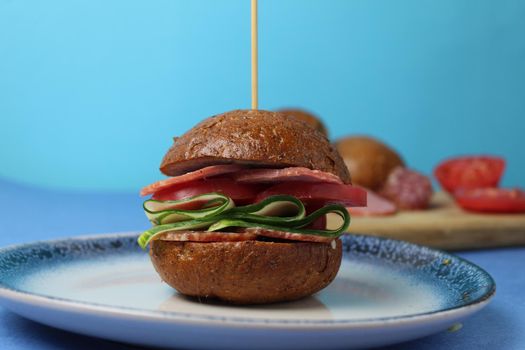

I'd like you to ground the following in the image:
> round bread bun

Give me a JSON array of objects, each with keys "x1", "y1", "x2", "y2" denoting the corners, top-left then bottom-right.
[
  {"x1": 335, "y1": 136, "x2": 404, "y2": 191},
  {"x1": 160, "y1": 109, "x2": 350, "y2": 184},
  {"x1": 278, "y1": 108, "x2": 328, "y2": 137},
  {"x1": 150, "y1": 238, "x2": 343, "y2": 304}
]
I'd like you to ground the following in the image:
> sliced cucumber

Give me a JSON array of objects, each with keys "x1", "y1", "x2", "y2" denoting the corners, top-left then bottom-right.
[
  {"x1": 137, "y1": 219, "x2": 217, "y2": 249},
  {"x1": 143, "y1": 193, "x2": 234, "y2": 225},
  {"x1": 138, "y1": 194, "x2": 350, "y2": 249},
  {"x1": 209, "y1": 204, "x2": 350, "y2": 238}
]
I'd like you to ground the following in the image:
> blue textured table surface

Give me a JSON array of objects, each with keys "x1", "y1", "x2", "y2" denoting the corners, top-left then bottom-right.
[{"x1": 0, "y1": 178, "x2": 523, "y2": 350}]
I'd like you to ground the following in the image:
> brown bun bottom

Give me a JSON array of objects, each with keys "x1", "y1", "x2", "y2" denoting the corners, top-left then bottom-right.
[{"x1": 149, "y1": 238, "x2": 343, "y2": 305}]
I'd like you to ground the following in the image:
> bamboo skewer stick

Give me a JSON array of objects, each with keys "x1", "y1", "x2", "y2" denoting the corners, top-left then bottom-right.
[{"x1": 251, "y1": 0, "x2": 258, "y2": 110}]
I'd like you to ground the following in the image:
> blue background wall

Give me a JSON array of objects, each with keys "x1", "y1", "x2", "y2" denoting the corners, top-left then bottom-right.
[{"x1": 1, "y1": 0, "x2": 523, "y2": 191}]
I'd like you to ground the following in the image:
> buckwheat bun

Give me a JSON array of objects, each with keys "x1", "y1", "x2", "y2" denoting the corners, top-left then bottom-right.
[
  {"x1": 150, "y1": 239, "x2": 342, "y2": 304},
  {"x1": 160, "y1": 109, "x2": 349, "y2": 183},
  {"x1": 335, "y1": 136, "x2": 404, "y2": 191},
  {"x1": 138, "y1": 109, "x2": 367, "y2": 304},
  {"x1": 278, "y1": 108, "x2": 329, "y2": 137}
]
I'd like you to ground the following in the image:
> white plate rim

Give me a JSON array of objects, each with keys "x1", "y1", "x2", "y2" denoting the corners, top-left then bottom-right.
[{"x1": 0, "y1": 232, "x2": 496, "y2": 330}]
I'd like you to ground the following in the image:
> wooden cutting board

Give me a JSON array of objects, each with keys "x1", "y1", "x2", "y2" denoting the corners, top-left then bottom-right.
[{"x1": 343, "y1": 192, "x2": 525, "y2": 251}]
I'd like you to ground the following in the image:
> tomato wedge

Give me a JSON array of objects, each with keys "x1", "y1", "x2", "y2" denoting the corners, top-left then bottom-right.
[
  {"x1": 454, "y1": 188, "x2": 525, "y2": 213},
  {"x1": 434, "y1": 156, "x2": 505, "y2": 193},
  {"x1": 152, "y1": 178, "x2": 263, "y2": 205},
  {"x1": 256, "y1": 182, "x2": 367, "y2": 207}
]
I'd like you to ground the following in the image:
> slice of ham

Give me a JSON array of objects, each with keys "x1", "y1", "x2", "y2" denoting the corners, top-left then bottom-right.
[
  {"x1": 141, "y1": 165, "x2": 245, "y2": 196},
  {"x1": 347, "y1": 187, "x2": 397, "y2": 216},
  {"x1": 155, "y1": 231, "x2": 258, "y2": 242},
  {"x1": 256, "y1": 182, "x2": 367, "y2": 207},
  {"x1": 233, "y1": 167, "x2": 343, "y2": 184}
]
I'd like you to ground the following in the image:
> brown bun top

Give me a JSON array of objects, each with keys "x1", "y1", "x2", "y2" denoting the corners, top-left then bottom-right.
[
  {"x1": 278, "y1": 108, "x2": 328, "y2": 137},
  {"x1": 335, "y1": 136, "x2": 404, "y2": 190},
  {"x1": 160, "y1": 109, "x2": 351, "y2": 183}
]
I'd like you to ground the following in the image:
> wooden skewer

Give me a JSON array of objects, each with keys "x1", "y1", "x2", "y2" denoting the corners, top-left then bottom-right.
[{"x1": 251, "y1": 0, "x2": 258, "y2": 110}]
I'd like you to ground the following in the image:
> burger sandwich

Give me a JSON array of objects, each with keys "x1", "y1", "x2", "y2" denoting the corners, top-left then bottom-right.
[{"x1": 138, "y1": 109, "x2": 366, "y2": 304}]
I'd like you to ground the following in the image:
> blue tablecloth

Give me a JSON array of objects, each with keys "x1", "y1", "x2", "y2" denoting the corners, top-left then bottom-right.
[{"x1": 0, "y1": 178, "x2": 523, "y2": 350}]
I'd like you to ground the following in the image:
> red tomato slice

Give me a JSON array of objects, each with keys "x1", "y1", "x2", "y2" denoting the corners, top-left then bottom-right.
[
  {"x1": 302, "y1": 202, "x2": 328, "y2": 230},
  {"x1": 256, "y1": 182, "x2": 367, "y2": 207},
  {"x1": 154, "y1": 200, "x2": 215, "y2": 211},
  {"x1": 152, "y1": 178, "x2": 263, "y2": 205},
  {"x1": 454, "y1": 188, "x2": 525, "y2": 213},
  {"x1": 434, "y1": 156, "x2": 505, "y2": 193},
  {"x1": 308, "y1": 216, "x2": 327, "y2": 230}
]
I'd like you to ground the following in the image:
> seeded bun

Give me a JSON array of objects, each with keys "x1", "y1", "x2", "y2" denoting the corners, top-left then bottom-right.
[
  {"x1": 150, "y1": 238, "x2": 343, "y2": 304},
  {"x1": 160, "y1": 109, "x2": 350, "y2": 184},
  {"x1": 335, "y1": 136, "x2": 404, "y2": 190},
  {"x1": 278, "y1": 108, "x2": 328, "y2": 137}
]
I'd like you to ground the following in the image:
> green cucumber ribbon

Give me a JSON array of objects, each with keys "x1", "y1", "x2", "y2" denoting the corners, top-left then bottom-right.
[
  {"x1": 137, "y1": 218, "x2": 217, "y2": 249},
  {"x1": 138, "y1": 194, "x2": 349, "y2": 249},
  {"x1": 209, "y1": 204, "x2": 349, "y2": 238},
  {"x1": 143, "y1": 193, "x2": 234, "y2": 225}
]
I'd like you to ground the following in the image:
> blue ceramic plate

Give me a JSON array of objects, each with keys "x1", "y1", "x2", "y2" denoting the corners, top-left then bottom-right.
[{"x1": 0, "y1": 233, "x2": 495, "y2": 349}]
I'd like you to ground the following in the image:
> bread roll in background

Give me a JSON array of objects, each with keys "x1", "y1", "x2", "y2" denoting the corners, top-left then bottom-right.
[
  {"x1": 278, "y1": 108, "x2": 329, "y2": 137},
  {"x1": 335, "y1": 136, "x2": 404, "y2": 191}
]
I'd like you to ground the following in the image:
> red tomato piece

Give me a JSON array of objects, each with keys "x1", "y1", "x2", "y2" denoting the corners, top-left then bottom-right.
[
  {"x1": 306, "y1": 215, "x2": 327, "y2": 230},
  {"x1": 302, "y1": 201, "x2": 328, "y2": 230},
  {"x1": 434, "y1": 156, "x2": 505, "y2": 193},
  {"x1": 153, "y1": 200, "x2": 212, "y2": 211},
  {"x1": 256, "y1": 182, "x2": 367, "y2": 207},
  {"x1": 152, "y1": 178, "x2": 263, "y2": 205},
  {"x1": 454, "y1": 188, "x2": 525, "y2": 213}
]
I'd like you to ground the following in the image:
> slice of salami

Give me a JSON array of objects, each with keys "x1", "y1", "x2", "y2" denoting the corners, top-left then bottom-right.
[
  {"x1": 233, "y1": 167, "x2": 343, "y2": 184},
  {"x1": 245, "y1": 227, "x2": 336, "y2": 243},
  {"x1": 347, "y1": 187, "x2": 397, "y2": 216},
  {"x1": 379, "y1": 167, "x2": 433, "y2": 210},
  {"x1": 141, "y1": 165, "x2": 245, "y2": 196},
  {"x1": 155, "y1": 231, "x2": 258, "y2": 242},
  {"x1": 153, "y1": 229, "x2": 334, "y2": 243}
]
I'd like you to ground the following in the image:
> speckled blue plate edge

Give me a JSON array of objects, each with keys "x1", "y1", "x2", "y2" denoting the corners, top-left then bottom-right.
[{"x1": 0, "y1": 232, "x2": 496, "y2": 329}]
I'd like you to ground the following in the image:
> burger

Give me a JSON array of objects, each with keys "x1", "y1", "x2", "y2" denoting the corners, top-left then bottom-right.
[{"x1": 138, "y1": 109, "x2": 366, "y2": 304}]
